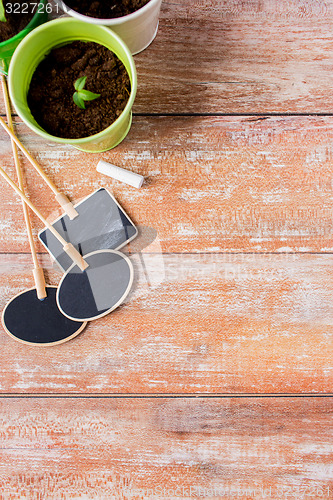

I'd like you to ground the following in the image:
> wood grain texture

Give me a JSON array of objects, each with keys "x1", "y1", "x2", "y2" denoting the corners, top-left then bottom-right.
[
  {"x1": 0, "y1": 397, "x2": 332, "y2": 499},
  {"x1": 134, "y1": 0, "x2": 333, "y2": 114},
  {"x1": 0, "y1": 116, "x2": 333, "y2": 253},
  {"x1": 1, "y1": 0, "x2": 333, "y2": 115},
  {"x1": 0, "y1": 253, "x2": 332, "y2": 394},
  {"x1": 0, "y1": 0, "x2": 331, "y2": 493}
]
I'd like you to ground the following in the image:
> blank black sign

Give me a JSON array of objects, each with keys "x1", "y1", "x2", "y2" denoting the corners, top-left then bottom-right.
[{"x1": 2, "y1": 287, "x2": 86, "y2": 345}]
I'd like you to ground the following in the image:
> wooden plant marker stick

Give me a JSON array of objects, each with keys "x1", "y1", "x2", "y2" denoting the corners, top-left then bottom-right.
[
  {"x1": 0, "y1": 115, "x2": 78, "y2": 220},
  {"x1": 1, "y1": 75, "x2": 47, "y2": 299},
  {"x1": 0, "y1": 163, "x2": 88, "y2": 271}
]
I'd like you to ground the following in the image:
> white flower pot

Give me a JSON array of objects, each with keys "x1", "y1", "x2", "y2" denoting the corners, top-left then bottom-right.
[{"x1": 55, "y1": 0, "x2": 162, "y2": 54}]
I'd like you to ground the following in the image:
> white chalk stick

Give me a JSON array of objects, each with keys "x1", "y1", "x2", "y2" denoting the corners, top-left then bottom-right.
[{"x1": 97, "y1": 160, "x2": 144, "y2": 189}]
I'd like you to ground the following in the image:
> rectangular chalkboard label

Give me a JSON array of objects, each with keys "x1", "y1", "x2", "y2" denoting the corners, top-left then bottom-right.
[{"x1": 38, "y1": 188, "x2": 137, "y2": 272}]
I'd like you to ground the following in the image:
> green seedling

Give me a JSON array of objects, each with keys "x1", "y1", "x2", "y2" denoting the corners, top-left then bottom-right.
[
  {"x1": 0, "y1": 0, "x2": 6, "y2": 22},
  {"x1": 73, "y1": 76, "x2": 100, "y2": 110}
]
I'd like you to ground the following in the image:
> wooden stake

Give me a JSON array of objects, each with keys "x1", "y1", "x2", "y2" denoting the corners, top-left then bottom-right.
[
  {"x1": 1, "y1": 75, "x2": 47, "y2": 300},
  {"x1": 0, "y1": 158, "x2": 88, "y2": 272},
  {"x1": 0, "y1": 114, "x2": 78, "y2": 219}
]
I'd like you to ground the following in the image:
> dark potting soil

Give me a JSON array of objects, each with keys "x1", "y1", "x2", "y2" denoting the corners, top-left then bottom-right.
[
  {"x1": 27, "y1": 41, "x2": 131, "y2": 139},
  {"x1": 63, "y1": 0, "x2": 150, "y2": 19},
  {"x1": 0, "y1": 1, "x2": 35, "y2": 43}
]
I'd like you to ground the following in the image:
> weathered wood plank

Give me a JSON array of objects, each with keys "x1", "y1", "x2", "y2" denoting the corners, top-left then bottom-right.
[
  {"x1": 0, "y1": 116, "x2": 333, "y2": 253},
  {"x1": 2, "y1": 0, "x2": 333, "y2": 114},
  {"x1": 0, "y1": 397, "x2": 332, "y2": 499},
  {"x1": 134, "y1": 0, "x2": 333, "y2": 113},
  {"x1": 0, "y1": 253, "x2": 332, "y2": 394}
]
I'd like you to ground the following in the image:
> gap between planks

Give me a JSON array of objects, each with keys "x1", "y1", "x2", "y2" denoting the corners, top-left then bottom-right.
[
  {"x1": 5, "y1": 113, "x2": 333, "y2": 118},
  {"x1": 2, "y1": 251, "x2": 333, "y2": 255},
  {"x1": 0, "y1": 393, "x2": 332, "y2": 398}
]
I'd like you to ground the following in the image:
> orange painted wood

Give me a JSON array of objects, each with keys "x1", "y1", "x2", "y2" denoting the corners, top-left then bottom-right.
[
  {"x1": 0, "y1": 253, "x2": 332, "y2": 394},
  {"x1": 0, "y1": 116, "x2": 333, "y2": 253},
  {"x1": 0, "y1": 0, "x2": 331, "y2": 491},
  {"x1": 134, "y1": 0, "x2": 333, "y2": 113},
  {"x1": 3, "y1": 1, "x2": 333, "y2": 114},
  {"x1": 0, "y1": 397, "x2": 332, "y2": 498}
]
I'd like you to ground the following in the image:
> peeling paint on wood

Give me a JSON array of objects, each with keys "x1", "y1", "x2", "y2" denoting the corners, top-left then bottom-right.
[
  {"x1": 0, "y1": 253, "x2": 331, "y2": 394},
  {"x1": 131, "y1": 0, "x2": 333, "y2": 113},
  {"x1": 0, "y1": 0, "x2": 331, "y2": 495},
  {"x1": 1, "y1": 117, "x2": 333, "y2": 252},
  {"x1": 0, "y1": 398, "x2": 332, "y2": 499}
]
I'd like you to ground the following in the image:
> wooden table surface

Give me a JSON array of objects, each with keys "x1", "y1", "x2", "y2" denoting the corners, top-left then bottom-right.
[{"x1": 1, "y1": 1, "x2": 333, "y2": 498}]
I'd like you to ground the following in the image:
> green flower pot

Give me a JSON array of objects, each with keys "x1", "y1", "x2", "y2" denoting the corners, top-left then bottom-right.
[
  {"x1": 8, "y1": 18, "x2": 137, "y2": 152},
  {"x1": 0, "y1": 0, "x2": 48, "y2": 75}
]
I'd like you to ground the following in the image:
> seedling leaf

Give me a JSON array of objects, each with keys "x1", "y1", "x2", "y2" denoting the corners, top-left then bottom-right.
[
  {"x1": 79, "y1": 89, "x2": 101, "y2": 101},
  {"x1": 74, "y1": 76, "x2": 87, "y2": 91},
  {"x1": 73, "y1": 76, "x2": 100, "y2": 109},
  {"x1": 73, "y1": 92, "x2": 86, "y2": 110}
]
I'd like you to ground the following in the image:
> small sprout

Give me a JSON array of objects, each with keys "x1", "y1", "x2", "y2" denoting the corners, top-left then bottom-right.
[
  {"x1": 73, "y1": 76, "x2": 100, "y2": 110},
  {"x1": 0, "y1": 0, "x2": 6, "y2": 22}
]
